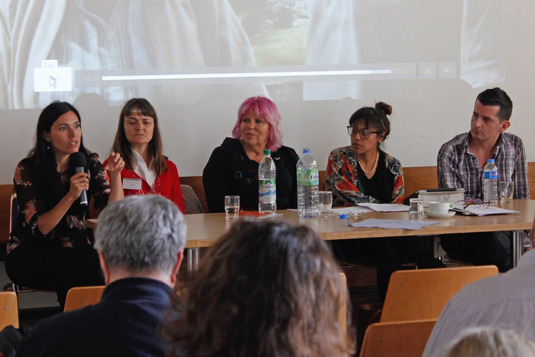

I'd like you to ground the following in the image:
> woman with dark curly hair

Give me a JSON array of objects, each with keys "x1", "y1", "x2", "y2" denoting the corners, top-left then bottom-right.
[
  {"x1": 325, "y1": 102, "x2": 443, "y2": 300},
  {"x1": 164, "y1": 218, "x2": 353, "y2": 357}
]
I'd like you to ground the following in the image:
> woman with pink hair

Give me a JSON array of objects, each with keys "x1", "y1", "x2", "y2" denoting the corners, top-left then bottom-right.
[{"x1": 203, "y1": 96, "x2": 298, "y2": 212}]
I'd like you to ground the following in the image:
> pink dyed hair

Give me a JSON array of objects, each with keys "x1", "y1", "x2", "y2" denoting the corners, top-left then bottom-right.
[{"x1": 231, "y1": 96, "x2": 283, "y2": 152}]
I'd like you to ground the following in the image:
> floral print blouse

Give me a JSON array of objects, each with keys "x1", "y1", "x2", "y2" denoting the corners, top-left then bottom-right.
[
  {"x1": 325, "y1": 146, "x2": 405, "y2": 207},
  {"x1": 7, "y1": 154, "x2": 110, "y2": 253}
]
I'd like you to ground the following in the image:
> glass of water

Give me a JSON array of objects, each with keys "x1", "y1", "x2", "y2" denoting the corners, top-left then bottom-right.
[
  {"x1": 499, "y1": 181, "x2": 514, "y2": 204},
  {"x1": 409, "y1": 198, "x2": 424, "y2": 222},
  {"x1": 224, "y1": 195, "x2": 240, "y2": 219},
  {"x1": 318, "y1": 191, "x2": 333, "y2": 216}
]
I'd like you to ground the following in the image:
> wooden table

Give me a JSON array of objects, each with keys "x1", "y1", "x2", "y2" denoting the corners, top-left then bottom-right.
[{"x1": 87, "y1": 199, "x2": 535, "y2": 271}]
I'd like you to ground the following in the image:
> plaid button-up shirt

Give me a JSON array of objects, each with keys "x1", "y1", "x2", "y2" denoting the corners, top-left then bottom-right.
[{"x1": 437, "y1": 132, "x2": 529, "y2": 200}]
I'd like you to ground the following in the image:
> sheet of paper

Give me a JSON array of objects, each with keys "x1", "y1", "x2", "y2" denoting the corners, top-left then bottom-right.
[
  {"x1": 357, "y1": 203, "x2": 409, "y2": 212},
  {"x1": 452, "y1": 204, "x2": 519, "y2": 216},
  {"x1": 349, "y1": 219, "x2": 439, "y2": 230}
]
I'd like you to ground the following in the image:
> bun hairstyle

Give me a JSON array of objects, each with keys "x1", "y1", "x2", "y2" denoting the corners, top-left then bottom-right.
[{"x1": 349, "y1": 101, "x2": 392, "y2": 141}]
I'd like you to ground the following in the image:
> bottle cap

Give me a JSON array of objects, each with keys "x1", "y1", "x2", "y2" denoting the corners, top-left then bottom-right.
[
  {"x1": 264, "y1": 149, "x2": 271, "y2": 155},
  {"x1": 339, "y1": 214, "x2": 348, "y2": 219},
  {"x1": 487, "y1": 159, "x2": 495, "y2": 163},
  {"x1": 303, "y1": 148, "x2": 310, "y2": 154}
]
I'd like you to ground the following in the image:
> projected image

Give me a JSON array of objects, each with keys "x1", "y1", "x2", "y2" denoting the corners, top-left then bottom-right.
[{"x1": 0, "y1": 0, "x2": 524, "y2": 109}]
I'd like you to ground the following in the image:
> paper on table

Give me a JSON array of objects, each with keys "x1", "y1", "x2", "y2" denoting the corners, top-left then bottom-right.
[
  {"x1": 349, "y1": 219, "x2": 439, "y2": 230},
  {"x1": 332, "y1": 206, "x2": 372, "y2": 215},
  {"x1": 357, "y1": 203, "x2": 409, "y2": 212},
  {"x1": 452, "y1": 204, "x2": 519, "y2": 216}
]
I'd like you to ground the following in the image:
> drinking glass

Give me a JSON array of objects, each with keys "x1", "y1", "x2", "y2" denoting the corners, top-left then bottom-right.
[
  {"x1": 409, "y1": 198, "x2": 424, "y2": 222},
  {"x1": 499, "y1": 181, "x2": 514, "y2": 204},
  {"x1": 318, "y1": 191, "x2": 333, "y2": 216},
  {"x1": 224, "y1": 195, "x2": 240, "y2": 219}
]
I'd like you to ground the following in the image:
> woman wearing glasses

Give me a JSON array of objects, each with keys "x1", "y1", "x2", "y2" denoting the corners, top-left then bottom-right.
[
  {"x1": 325, "y1": 102, "x2": 404, "y2": 206},
  {"x1": 325, "y1": 102, "x2": 442, "y2": 300}
]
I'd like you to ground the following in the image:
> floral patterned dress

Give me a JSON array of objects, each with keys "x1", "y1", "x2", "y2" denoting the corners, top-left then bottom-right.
[
  {"x1": 325, "y1": 146, "x2": 405, "y2": 206},
  {"x1": 7, "y1": 154, "x2": 111, "y2": 254}
]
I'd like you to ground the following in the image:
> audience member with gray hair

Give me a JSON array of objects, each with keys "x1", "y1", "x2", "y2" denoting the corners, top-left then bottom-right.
[
  {"x1": 442, "y1": 326, "x2": 535, "y2": 357},
  {"x1": 16, "y1": 195, "x2": 187, "y2": 357}
]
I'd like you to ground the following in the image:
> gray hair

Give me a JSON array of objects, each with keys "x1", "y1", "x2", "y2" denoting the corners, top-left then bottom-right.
[
  {"x1": 94, "y1": 195, "x2": 187, "y2": 275},
  {"x1": 443, "y1": 326, "x2": 535, "y2": 357}
]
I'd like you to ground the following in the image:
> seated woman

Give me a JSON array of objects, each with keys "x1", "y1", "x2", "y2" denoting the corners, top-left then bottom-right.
[
  {"x1": 325, "y1": 102, "x2": 442, "y2": 300},
  {"x1": 164, "y1": 218, "x2": 353, "y2": 356},
  {"x1": 106, "y1": 98, "x2": 185, "y2": 213},
  {"x1": 203, "y1": 96, "x2": 299, "y2": 212},
  {"x1": 5, "y1": 101, "x2": 124, "y2": 306}
]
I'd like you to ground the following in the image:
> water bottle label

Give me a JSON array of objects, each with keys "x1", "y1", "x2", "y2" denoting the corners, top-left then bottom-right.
[
  {"x1": 484, "y1": 171, "x2": 498, "y2": 179},
  {"x1": 259, "y1": 179, "x2": 276, "y2": 204},
  {"x1": 297, "y1": 169, "x2": 319, "y2": 186}
]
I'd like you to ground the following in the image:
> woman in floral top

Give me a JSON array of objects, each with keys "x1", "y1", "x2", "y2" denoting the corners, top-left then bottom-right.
[
  {"x1": 325, "y1": 102, "x2": 442, "y2": 300},
  {"x1": 5, "y1": 101, "x2": 124, "y2": 306}
]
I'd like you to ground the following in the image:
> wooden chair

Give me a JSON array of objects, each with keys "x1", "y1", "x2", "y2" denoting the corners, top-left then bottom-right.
[
  {"x1": 0, "y1": 292, "x2": 19, "y2": 329},
  {"x1": 359, "y1": 318, "x2": 437, "y2": 357},
  {"x1": 381, "y1": 265, "x2": 498, "y2": 322},
  {"x1": 63, "y1": 286, "x2": 105, "y2": 312}
]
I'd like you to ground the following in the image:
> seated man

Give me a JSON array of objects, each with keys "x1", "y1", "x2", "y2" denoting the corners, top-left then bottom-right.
[
  {"x1": 437, "y1": 87, "x2": 528, "y2": 271},
  {"x1": 422, "y1": 247, "x2": 535, "y2": 357},
  {"x1": 16, "y1": 195, "x2": 186, "y2": 357}
]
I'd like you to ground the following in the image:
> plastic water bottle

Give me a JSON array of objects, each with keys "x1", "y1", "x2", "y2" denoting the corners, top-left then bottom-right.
[
  {"x1": 258, "y1": 149, "x2": 277, "y2": 213},
  {"x1": 483, "y1": 158, "x2": 498, "y2": 205},
  {"x1": 297, "y1": 148, "x2": 319, "y2": 217}
]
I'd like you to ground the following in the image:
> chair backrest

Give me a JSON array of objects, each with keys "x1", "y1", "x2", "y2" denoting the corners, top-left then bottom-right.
[
  {"x1": 181, "y1": 184, "x2": 204, "y2": 214},
  {"x1": 0, "y1": 292, "x2": 19, "y2": 329},
  {"x1": 381, "y1": 265, "x2": 498, "y2": 322},
  {"x1": 64, "y1": 286, "x2": 106, "y2": 312},
  {"x1": 359, "y1": 319, "x2": 437, "y2": 357}
]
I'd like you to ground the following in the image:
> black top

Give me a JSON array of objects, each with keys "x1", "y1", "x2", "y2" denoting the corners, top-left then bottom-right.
[
  {"x1": 16, "y1": 278, "x2": 172, "y2": 357},
  {"x1": 355, "y1": 150, "x2": 395, "y2": 203},
  {"x1": 203, "y1": 138, "x2": 299, "y2": 212}
]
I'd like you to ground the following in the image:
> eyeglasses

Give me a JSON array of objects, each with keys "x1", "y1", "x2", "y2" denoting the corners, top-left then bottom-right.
[
  {"x1": 347, "y1": 126, "x2": 379, "y2": 138},
  {"x1": 459, "y1": 199, "x2": 491, "y2": 209}
]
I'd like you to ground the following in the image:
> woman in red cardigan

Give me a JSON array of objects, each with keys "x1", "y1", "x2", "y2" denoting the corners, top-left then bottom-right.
[{"x1": 106, "y1": 98, "x2": 185, "y2": 213}]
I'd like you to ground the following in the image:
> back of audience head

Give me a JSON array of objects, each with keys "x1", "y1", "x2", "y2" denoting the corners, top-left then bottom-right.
[
  {"x1": 165, "y1": 218, "x2": 352, "y2": 357},
  {"x1": 94, "y1": 195, "x2": 186, "y2": 282},
  {"x1": 476, "y1": 87, "x2": 513, "y2": 122},
  {"x1": 443, "y1": 326, "x2": 535, "y2": 357}
]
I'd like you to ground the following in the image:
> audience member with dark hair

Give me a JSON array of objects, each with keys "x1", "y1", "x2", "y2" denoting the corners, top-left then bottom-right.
[
  {"x1": 16, "y1": 195, "x2": 187, "y2": 357},
  {"x1": 203, "y1": 96, "x2": 299, "y2": 212},
  {"x1": 326, "y1": 102, "x2": 443, "y2": 300},
  {"x1": 5, "y1": 101, "x2": 124, "y2": 306},
  {"x1": 106, "y1": 97, "x2": 185, "y2": 213},
  {"x1": 164, "y1": 218, "x2": 353, "y2": 357}
]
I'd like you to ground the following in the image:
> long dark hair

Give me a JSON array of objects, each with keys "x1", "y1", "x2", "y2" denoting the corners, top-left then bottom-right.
[
  {"x1": 164, "y1": 218, "x2": 353, "y2": 357},
  {"x1": 111, "y1": 98, "x2": 166, "y2": 176},
  {"x1": 27, "y1": 101, "x2": 90, "y2": 205}
]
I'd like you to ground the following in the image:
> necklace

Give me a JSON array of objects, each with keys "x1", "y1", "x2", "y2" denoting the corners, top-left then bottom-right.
[{"x1": 357, "y1": 151, "x2": 379, "y2": 175}]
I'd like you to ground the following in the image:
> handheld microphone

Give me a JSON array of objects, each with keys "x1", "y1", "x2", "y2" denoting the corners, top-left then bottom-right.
[{"x1": 69, "y1": 152, "x2": 88, "y2": 206}]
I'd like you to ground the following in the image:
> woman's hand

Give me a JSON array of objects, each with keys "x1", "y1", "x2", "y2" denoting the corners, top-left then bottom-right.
[
  {"x1": 68, "y1": 171, "x2": 90, "y2": 201},
  {"x1": 105, "y1": 151, "x2": 125, "y2": 176}
]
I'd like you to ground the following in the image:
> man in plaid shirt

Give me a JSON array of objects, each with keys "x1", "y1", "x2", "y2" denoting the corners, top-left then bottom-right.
[{"x1": 437, "y1": 87, "x2": 528, "y2": 271}]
